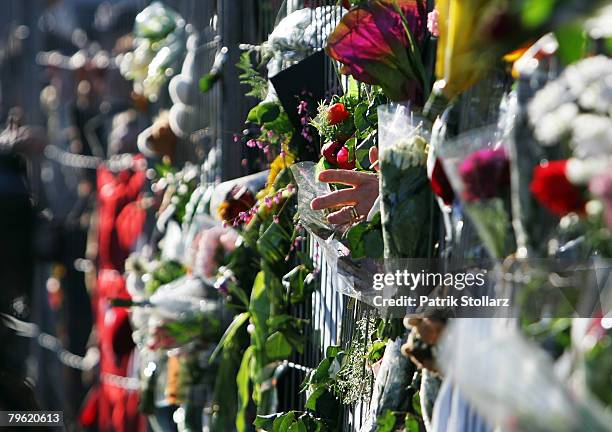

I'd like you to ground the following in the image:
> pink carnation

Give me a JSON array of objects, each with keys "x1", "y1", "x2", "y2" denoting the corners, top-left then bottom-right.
[{"x1": 427, "y1": 9, "x2": 439, "y2": 37}]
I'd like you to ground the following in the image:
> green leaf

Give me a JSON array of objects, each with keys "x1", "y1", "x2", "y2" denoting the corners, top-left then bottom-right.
[
  {"x1": 288, "y1": 420, "x2": 307, "y2": 432},
  {"x1": 282, "y1": 265, "x2": 314, "y2": 304},
  {"x1": 309, "y1": 358, "x2": 331, "y2": 385},
  {"x1": 305, "y1": 386, "x2": 327, "y2": 411},
  {"x1": 376, "y1": 409, "x2": 396, "y2": 432},
  {"x1": 346, "y1": 222, "x2": 367, "y2": 259},
  {"x1": 254, "y1": 413, "x2": 280, "y2": 430},
  {"x1": 274, "y1": 411, "x2": 296, "y2": 432},
  {"x1": 265, "y1": 331, "x2": 293, "y2": 361},
  {"x1": 555, "y1": 24, "x2": 587, "y2": 65},
  {"x1": 236, "y1": 346, "x2": 255, "y2": 432},
  {"x1": 267, "y1": 314, "x2": 296, "y2": 331},
  {"x1": 363, "y1": 229, "x2": 384, "y2": 259},
  {"x1": 404, "y1": 414, "x2": 420, "y2": 432},
  {"x1": 366, "y1": 340, "x2": 387, "y2": 363},
  {"x1": 199, "y1": 72, "x2": 220, "y2": 93},
  {"x1": 521, "y1": 0, "x2": 555, "y2": 28},
  {"x1": 247, "y1": 105, "x2": 259, "y2": 122},
  {"x1": 325, "y1": 346, "x2": 342, "y2": 359},
  {"x1": 210, "y1": 312, "x2": 250, "y2": 363},
  {"x1": 257, "y1": 102, "x2": 281, "y2": 124},
  {"x1": 353, "y1": 102, "x2": 370, "y2": 133},
  {"x1": 249, "y1": 272, "x2": 270, "y2": 347},
  {"x1": 412, "y1": 392, "x2": 422, "y2": 417}
]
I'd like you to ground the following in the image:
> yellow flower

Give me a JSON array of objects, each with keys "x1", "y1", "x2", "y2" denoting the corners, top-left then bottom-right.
[{"x1": 256, "y1": 150, "x2": 295, "y2": 200}]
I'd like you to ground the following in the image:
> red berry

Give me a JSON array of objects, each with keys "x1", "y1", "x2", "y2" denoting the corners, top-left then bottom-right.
[
  {"x1": 336, "y1": 146, "x2": 355, "y2": 169},
  {"x1": 327, "y1": 103, "x2": 350, "y2": 125},
  {"x1": 321, "y1": 141, "x2": 343, "y2": 165}
]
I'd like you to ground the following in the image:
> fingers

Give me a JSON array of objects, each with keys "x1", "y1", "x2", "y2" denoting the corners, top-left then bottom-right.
[
  {"x1": 318, "y1": 169, "x2": 376, "y2": 186},
  {"x1": 369, "y1": 147, "x2": 379, "y2": 172},
  {"x1": 326, "y1": 206, "x2": 354, "y2": 224},
  {"x1": 327, "y1": 202, "x2": 370, "y2": 225},
  {"x1": 310, "y1": 188, "x2": 359, "y2": 210}
]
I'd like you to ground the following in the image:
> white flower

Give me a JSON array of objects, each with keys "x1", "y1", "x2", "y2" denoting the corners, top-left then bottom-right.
[
  {"x1": 528, "y1": 80, "x2": 572, "y2": 123},
  {"x1": 566, "y1": 157, "x2": 612, "y2": 185},
  {"x1": 578, "y1": 73, "x2": 612, "y2": 115},
  {"x1": 533, "y1": 102, "x2": 577, "y2": 145},
  {"x1": 570, "y1": 114, "x2": 612, "y2": 158},
  {"x1": 565, "y1": 55, "x2": 612, "y2": 97}
]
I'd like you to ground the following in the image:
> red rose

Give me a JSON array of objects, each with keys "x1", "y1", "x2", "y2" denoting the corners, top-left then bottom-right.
[
  {"x1": 327, "y1": 103, "x2": 350, "y2": 125},
  {"x1": 336, "y1": 146, "x2": 355, "y2": 169},
  {"x1": 321, "y1": 141, "x2": 343, "y2": 165},
  {"x1": 530, "y1": 160, "x2": 585, "y2": 216},
  {"x1": 342, "y1": 0, "x2": 351, "y2": 10},
  {"x1": 430, "y1": 158, "x2": 455, "y2": 205}
]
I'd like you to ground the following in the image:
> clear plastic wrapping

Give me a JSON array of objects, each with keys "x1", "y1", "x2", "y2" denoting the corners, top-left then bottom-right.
[
  {"x1": 291, "y1": 162, "x2": 384, "y2": 304},
  {"x1": 438, "y1": 319, "x2": 612, "y2": 432}
]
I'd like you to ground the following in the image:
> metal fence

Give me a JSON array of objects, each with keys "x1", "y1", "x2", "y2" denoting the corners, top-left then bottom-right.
[{"x1": 178, "y1": 1, "x2": 378, "y2": 430}]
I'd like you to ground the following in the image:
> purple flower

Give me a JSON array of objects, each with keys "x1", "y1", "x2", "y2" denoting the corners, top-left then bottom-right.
[
  {"x1": 459, "y1": 147, "x2": 510, "y2": 202},
  {"x1": 264, "y1": 196, "x2": 273, "y2": 208},
  {"x1": 273, "y1": 215, "x2": 280, "y2": 224}
]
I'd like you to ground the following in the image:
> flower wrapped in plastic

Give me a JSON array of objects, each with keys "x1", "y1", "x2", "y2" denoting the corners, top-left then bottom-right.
[
  {"x1": 426, "y1": 0, "x2": 605, "y2": 118},
  {"x1": 378, "y1": 103, "x2": 437, "y2": 258},
  {"x1": 439, "y1": 126, "x2": 515, "y2": 259},
  {"x1": 326, "y1": 0, "x2": 428, "y2": 102}
]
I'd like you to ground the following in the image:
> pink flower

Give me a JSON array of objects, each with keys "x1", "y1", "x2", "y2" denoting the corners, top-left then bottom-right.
[
  {"x1": 246, "y1": 139, "x2": 257, "y2": 148},
  {"x1": 427, "y1": 9, "x2": 439, "y2": 37},
  {"x1": 326, "y1": 0, "x2": 427, "y2": 102},
  {"x1": 590, "y1": 173, "x2": 612, "y2": 229}
]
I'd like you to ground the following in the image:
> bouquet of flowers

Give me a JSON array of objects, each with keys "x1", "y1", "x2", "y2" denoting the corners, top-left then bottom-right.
[
  {"x1": 377, "y1": 103, "x2": 437, "y2": 258},
  {"x1": 326, "y1": 0, "x2": 428, "y2": 103},
  {"x1": 524, "y1": 55, "x2": 612, "y2": 258},
  {"x1": 439, "y1": 126, "x2": 515, "y2": 259}
]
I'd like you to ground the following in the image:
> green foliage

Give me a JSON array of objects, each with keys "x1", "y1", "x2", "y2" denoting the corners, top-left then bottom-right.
[
  {"x1": 144, "y1": 260, "x2": 186, "y2": 294},
  {"x1": 555, "y1": 23, "x2": 587, "y2": 65},
  {"x1": 282, "y1": 263, "x2": 317, "y2": 304},
  {"x1": 236, "y1": 346, "x2": 255, "y2": 432},
  {"x1": 237, "y1": 51, "x2": 268, "y2": 100},
  {"x1": 520, "y1": 0, "x2": 556, "y2": 28},
  {"x1": 199, "y1": 72, "x2": 221, "y2": 93},
  {"x1": 254, "y1": 411, "x2": 329, "y2": 432},
  {"x1": 376, "y1": 409, "x2": 397, "y2": 432},
  {"x1": 333, "y1": 314, "x2": 377, "y2": 405},
  {"x1": 346, "y1": 212, "x2": 384, "y2": 259}
]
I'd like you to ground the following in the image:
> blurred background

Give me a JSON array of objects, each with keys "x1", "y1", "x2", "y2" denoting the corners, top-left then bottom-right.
[{"x1": 0, "y1": 0, "x2": 290, "y2": 429}]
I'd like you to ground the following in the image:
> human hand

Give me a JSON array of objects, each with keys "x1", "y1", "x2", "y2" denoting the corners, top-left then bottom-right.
[{"x1": 310, "y1": 147, "x2": 379, "y2": 225}]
